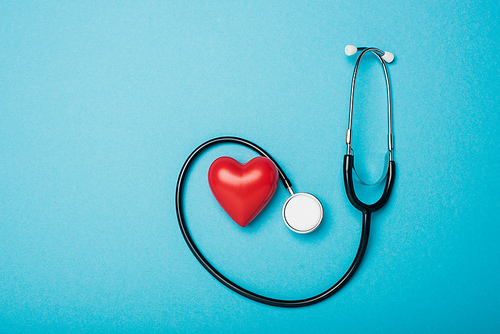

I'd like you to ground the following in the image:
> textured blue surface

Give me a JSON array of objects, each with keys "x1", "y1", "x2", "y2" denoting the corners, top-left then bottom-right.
[{"x1": 1, "y1": 1, "x2": 499, "y2": 332}]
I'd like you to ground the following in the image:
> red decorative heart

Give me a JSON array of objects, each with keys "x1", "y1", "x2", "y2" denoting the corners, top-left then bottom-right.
[{"x1": 208, "y1": 156, "x2": 279, "y2": 227}]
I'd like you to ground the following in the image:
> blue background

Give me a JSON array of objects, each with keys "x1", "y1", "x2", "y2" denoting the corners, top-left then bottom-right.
[{"x1": 1, "y1": 1, "x2": 499, "y2": 332}]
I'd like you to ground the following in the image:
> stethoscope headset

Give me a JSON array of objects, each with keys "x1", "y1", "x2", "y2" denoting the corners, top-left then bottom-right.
[{"x1": 175, "y1": 46, "x2": 396, "y2": 307}]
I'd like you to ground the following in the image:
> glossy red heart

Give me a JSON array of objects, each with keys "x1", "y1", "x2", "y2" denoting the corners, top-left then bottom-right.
[{"x1": 208, "y1": 156, "x2": 279, "y2": 227}]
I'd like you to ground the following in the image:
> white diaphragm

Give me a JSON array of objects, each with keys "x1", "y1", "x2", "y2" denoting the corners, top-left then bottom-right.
[{"x1": 282, "y1": 193, "x2": 323, "y2": 233}]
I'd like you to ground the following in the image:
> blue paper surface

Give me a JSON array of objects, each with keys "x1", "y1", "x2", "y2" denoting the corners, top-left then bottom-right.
[{"x1": 1, "y1": 1, "x2": 499, "y2": 332}]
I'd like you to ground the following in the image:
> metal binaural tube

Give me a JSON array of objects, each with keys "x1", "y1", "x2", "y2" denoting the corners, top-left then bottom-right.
[{"x1": 345, "y1": 47, "x2": 394, "y2": 161}]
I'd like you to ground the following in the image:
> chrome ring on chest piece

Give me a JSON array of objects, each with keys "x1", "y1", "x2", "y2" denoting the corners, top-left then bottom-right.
[{"x1": 282, "y1": 189, "x2": 323, "y2": 234}]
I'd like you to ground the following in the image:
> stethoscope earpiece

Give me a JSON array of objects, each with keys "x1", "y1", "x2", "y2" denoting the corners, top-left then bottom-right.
[
  {"x1": 345, "y1": 45, "x2": 358, "y2": 56},
  {"x1": 345, "y1": 45, "x2": 395, "y2": 63}
]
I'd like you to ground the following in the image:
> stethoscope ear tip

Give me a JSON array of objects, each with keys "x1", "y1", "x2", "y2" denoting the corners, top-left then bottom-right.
[
  {"x1": 345, "y1": 45, "x2": 395, "y2": 63},
  {"x1": 345, "y1": 45, "x2": 358, "y2": 56},
  {"x1": 382, "y1": 51, "x2": 395, "y2": 63},
  {"x1": 282, "y1": 193, "x2": 323, "y2": 234}
]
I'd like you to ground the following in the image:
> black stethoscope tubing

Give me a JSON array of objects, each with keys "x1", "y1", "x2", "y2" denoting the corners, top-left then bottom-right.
[
  {"x1": 176, "y1": 136, "x2": 373, "y2": 307},
  {"x1": 175, "y1": 48, "x2": 396, "y2": 308}
]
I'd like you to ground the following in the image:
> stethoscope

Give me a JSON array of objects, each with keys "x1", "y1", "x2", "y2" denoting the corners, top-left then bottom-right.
[{"x1": 175, "y1": 45, "x2": 396, "y2": 307}]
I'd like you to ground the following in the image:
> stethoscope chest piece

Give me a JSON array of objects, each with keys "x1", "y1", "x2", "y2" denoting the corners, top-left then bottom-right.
[{"x1": 282, "y1": 193, "x2": 323, "y2": 233}]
